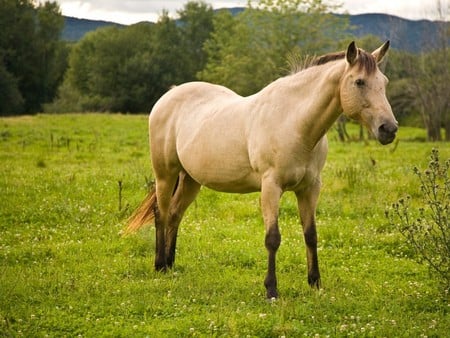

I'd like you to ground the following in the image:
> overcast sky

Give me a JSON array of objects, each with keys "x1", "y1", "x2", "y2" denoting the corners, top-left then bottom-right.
[{"x1": 54, "y1": 0, "x2": 448, "y2": 25}]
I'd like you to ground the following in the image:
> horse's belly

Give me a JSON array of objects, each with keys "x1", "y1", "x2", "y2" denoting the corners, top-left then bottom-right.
[
  {"x1": 181, "y1": 154, "x2": 261, "y2": 193},
  {"x1": 176, "y1": 113, "x2": 261, "y2": 192},
  {"x1": 178, "y1": 139, "x2": 260, "y2": 193},
  {"x1": 200, "y1": 170, "x2": 261, "y2": 193}
]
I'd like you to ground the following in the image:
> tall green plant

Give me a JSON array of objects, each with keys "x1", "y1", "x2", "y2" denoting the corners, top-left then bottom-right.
[{"x1": 386, "y1": 149, "x2": 450, "y2": 290}]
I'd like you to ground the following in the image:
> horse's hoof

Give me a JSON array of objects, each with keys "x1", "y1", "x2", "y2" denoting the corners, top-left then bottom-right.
[
  {"x1": 155, "y1": 262, "x2": 168, "y2": 272},
  {"x1": 308, "y1": 275, "x2": 321, "y2": 289},
  {"x1": 166, "y1": 257, "x2": 175, "y2": 269},
  {"x1": 266, "y1": 288, "x2": 279, "y2": 299}
]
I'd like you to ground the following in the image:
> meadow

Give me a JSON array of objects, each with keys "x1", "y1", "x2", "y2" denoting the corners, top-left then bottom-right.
[{"x1": 0, "y1": 114, "x2": 449, "y2": 337}]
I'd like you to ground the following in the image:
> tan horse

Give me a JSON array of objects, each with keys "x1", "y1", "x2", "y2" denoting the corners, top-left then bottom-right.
[{"x1": 126, "y1": 41, "x2": 398, "y2": 298}]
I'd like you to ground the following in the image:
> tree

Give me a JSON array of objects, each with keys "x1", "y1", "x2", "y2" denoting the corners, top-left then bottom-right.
[
  {"x1": 409, "y1": 51, "x2": 449, "y2": 141},
  {"x1": 177, "y1": 1, "x2": 214, "y2": 81},
  {"x1": 386, "y1": 0, "x2": 449, "y2": 141},
  {"x1": 35, "y1": 2, "x2": 68, "y2": 106},
  {"x1": 144, "y1": 2, "x2": 215, "y2": 107},
  {"x1": 49, "y1": 1, "x2": 216, "y2": 113},
  {"x1": 0, "y1": 62, "x2": 24, "y2": 114},
  {"x1": 199, "y1": 9, "x2": 259, "y2": 95},
  {"x1": 0, "y1": 0, "x2": 66, "y2": 115},
  {"x1": 50, "y1": 24, "x2": 157, "y2": 113},
  {"x1": 199, "y1": 0, "x2": 349, "y2": 95},
  {"x1": 198, "y1": 0, "x2": 348, "y2": 95},
  {"x1": 148, "y1": 12, "x2": 191, "y2": 104}
]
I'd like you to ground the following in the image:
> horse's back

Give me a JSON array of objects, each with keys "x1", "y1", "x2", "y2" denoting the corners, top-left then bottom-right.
[
  {"x1": 150, "y1": 82, "x2": 243, "y2": 140},
  {"x1": 151, "y1": 82, "x2": 238, "y2": 115}
]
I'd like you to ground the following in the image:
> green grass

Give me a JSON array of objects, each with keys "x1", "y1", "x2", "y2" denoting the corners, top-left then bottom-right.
[{"x1": 1, "y1": 114, "x2": 449, "y2": 336}]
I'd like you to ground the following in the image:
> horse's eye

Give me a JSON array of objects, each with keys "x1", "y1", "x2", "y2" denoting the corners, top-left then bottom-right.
[{"x1": 355, "y1": 79, "x2": 365, "y2": 87}]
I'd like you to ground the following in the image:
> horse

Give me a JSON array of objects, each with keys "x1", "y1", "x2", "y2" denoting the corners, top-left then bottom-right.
[{"x1": 126, "y1": 41, "x2": 398, "y2": 299}]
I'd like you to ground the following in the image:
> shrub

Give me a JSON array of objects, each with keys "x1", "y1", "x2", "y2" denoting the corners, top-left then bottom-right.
[{"x1": 386, "y1": 148, "x2": 450, "y2": 290}]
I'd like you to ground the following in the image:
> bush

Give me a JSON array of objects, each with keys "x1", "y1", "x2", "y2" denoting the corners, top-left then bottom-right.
[{"x1": 386, "y1": 148, "x2": 450, "y2": 290}]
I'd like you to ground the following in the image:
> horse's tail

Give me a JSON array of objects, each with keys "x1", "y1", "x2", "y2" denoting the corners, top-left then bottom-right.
[{"x1": 123, "y1": 188, "x2": 157, "y2": 235}]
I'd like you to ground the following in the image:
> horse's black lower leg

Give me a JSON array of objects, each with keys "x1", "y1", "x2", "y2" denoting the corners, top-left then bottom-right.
[
  {"x1": 304, "y1": 222, "x2": 320, "y2": 288},
  {"x1": 264, "y1": 225, "x2": 281, "y2": 299},
  {"x1": 165, "y1": 213, "x2": 181, "y2": 268},
  {"x1": 164, "y1": 171, "x2": 201, "y2": 269},
  {"x1": 296, "y1": 187, "x2": 321, "y2": 289},
  {"x1": 261, "y1": 181, "x2": 282, "y2": 299},
  {"x1": 165, "y1": 240, "x2": 177, "y2": 268},
  {"x1": 154, "y1": 204, "x2": 167, "y2": 271}
]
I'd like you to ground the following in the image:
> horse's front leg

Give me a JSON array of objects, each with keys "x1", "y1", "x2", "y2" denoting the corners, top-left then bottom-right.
[
  {"x1": 296, "y1": 183, "x2": 321, "y2": 288},
  {"x1": 261, "y1": 179, "x2": 283, "y2": 299}
]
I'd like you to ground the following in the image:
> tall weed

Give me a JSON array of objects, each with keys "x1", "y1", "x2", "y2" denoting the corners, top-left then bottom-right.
[{"x1": 387, "y1": 149, "x2": 450, "y2": 290}]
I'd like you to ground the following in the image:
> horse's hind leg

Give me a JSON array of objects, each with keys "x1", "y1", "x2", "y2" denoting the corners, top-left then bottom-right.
[
  {"x1": 165, "y1": 171, "x2": 201, "y2": 268},
  {"x1": 154, "y1": 175, "x2": 179, "y2": 271}
]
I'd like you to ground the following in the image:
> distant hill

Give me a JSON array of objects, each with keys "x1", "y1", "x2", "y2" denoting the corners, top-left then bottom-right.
[
  {"x1": 346, "y1": 13, "x2": 448, "y2": 53},
  {"x1": 62, "y1": 12, "x2": 448, "y2": 53},
  {"x1": 63, "y1": 17, "x2": 125, "y2": 41}
]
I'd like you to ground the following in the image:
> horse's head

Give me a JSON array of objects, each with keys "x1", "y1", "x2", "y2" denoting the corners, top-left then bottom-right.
[{"x1": 340, "y1": 41, "x2": 398, "y2": 145}]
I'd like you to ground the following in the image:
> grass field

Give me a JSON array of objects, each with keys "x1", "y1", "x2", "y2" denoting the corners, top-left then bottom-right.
[{"x1": 1, "y1": 114, "x2": 449, "y2": 337}]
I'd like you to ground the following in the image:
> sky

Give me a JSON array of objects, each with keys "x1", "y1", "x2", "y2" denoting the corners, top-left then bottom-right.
[{"x1": 54, "y1": 0, "x2": 448, "y2": 25}]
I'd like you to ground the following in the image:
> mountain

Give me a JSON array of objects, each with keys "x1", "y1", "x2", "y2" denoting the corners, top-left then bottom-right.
[
  {"x1": 346, "y1": 13, "x2": 448, "y2": 53},
  {"x1": 62, "y1": 12, "x2": 448, "y2": 53},
  {"x1": 63, "y1": 16, "x2": 125, "y2": 41}
]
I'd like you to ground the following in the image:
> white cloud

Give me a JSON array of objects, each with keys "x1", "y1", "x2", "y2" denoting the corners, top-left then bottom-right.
[
  {"x1": 337, "y1": 0, "x2": 448, "y2": 21},
  {"x1": 55, "y1": 0, "x2": 448, "y2": 25}
]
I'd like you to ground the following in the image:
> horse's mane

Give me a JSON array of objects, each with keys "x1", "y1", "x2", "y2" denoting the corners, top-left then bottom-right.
[{"x1": 290, "y1": 48, "x2": 377, "y2": 75}]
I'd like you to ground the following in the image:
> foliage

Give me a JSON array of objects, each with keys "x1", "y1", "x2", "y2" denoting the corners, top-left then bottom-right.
[
  {"x1": 377, "y1": 49, "x2": 418, "y2": 128},
  {"x1": 0, "y1": 62, "x2": 24, "y2": 114},
  {"x1": 49, "y1": 23, "x2": 157, "y2": 113},
  {"x1": 387, "y1": 149, "x2": 450, "y2": 289},
  {"x1": 384, "y1": 1, "x2": 450, "y2": 141},
  {"x1": 199, "y1": 0, "x2": 350, "y2": 95},
  {"x1": 380, "y1": 44, "x2": 450, "y2": 139},
  {"x1": 176, "y1": 1, "x2": 215, "y2": 81},
  {"x1": 199, "y1": 10, "x2": 257, "y2": 95},
  {"x1": 0, "y1": 0, "x2": 67, "y2": 115},
  {"x1": 404, "y1": 50, "x2": 449, "y2": 141},
  {"x1": 48, "y1": 1, "x2": 214, "y2": 113},
  {"x1": 1, "y1": 114, "x2": 449, "y2": 336}
]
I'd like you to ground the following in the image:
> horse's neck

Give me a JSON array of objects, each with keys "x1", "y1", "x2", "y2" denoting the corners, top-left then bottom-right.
[{"x1": 259, "y1": 61, "x2": 345, "y2": 150}]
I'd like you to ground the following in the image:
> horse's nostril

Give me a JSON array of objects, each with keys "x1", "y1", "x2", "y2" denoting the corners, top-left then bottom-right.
[
  {"x1": 378, "y1": 122, "x2": 398, "y2": 144},
  {"x1": 378, "y1": 122, "x2": 398, "y2": 145},
  {"x1": 379, "y1": 123, "x2": 398, "y2": 134}
]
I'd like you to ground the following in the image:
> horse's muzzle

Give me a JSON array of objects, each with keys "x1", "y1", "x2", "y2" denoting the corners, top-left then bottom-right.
[{"x1": 377, "y1": 122, "x2": 398, "y2": 145}]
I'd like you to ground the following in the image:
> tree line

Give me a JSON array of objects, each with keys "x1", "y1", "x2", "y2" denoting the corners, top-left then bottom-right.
[
  {"x1": 1, "y1": 0, "x2": 449, "y2": 140},
  {"x1": 0, "y1": 0, "x2": 67, "y2": 114}
]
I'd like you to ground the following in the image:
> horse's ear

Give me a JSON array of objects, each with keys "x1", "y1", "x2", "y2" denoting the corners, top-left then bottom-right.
[
  {"x1": 372, "y1": 40, "x2": 390, "y2": 64},
  {"x1": 346, "y1": 41, "x2": 359, "y2": 65}
]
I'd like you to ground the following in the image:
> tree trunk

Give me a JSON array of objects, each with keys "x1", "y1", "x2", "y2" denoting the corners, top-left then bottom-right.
[
  {"x1": 336, "y1": 116, "x2": 349, "y2": 142},
  {"x1": 427, "y1": 119, "x2": 442, "y2": 141},
  {"x1": 445, "y1": 117, "x2": 450, "y2": 141}
]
